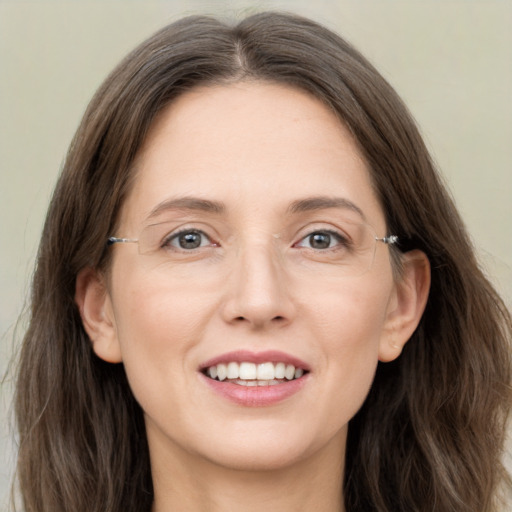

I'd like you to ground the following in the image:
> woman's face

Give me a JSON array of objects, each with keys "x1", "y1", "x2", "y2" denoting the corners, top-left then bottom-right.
[{"x1": 97, "y1": 82, "x2": 404, "y2": 472}]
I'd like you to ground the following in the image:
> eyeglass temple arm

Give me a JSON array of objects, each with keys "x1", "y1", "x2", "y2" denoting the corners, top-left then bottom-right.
[
  {"x1": 107, "y1": 237, "x2": 138, "y2": 246},
  {"x1": 376, "y1": 235, "x2": 399, "y2": 245}
]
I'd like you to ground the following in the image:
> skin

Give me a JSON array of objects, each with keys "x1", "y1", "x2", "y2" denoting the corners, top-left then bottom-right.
[{"x1": 76, "y1": 82, "x2": 430, "y2": 512}]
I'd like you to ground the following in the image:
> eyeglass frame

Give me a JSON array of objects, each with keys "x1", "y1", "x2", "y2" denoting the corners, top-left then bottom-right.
[
  {"x1": 107, "y1": 235, "x2": 399, "y2": 247},
  {"x1": 106, "y1": 223, "x2": 399, "y2": 277}
]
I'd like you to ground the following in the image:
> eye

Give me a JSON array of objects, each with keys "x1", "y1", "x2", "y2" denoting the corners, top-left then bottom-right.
[
  {"x1": 295, "y1": 230, "x2": 348, "y2": 250},
  {"x1": 164, "y1": 229, "x2": 215, "y2": 250}
]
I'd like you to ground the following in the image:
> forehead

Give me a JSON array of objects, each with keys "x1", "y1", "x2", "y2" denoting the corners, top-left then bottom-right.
[{"x1": 121, "y1": 81, "x2": 384, "y2": 230}]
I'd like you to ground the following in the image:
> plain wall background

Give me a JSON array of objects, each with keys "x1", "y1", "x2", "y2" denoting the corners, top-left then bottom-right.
[{"x1": 1, "y1": 0, "x2": 511, "y2": 508}]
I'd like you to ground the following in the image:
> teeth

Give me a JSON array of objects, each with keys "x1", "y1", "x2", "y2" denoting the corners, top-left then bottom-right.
[
  {"x1": 275, "y1": 362, "x2": 285, "y2": 379},
  {"x1": 205, "y1": 361, "x2": 306, "y2": 383},
  {"x1": 239, "y1": 362, "x2": 257, "y2": 380},
  {"x1": 217, "y1": 363, "x2": 227, "y2": 381},
  {"x1": 227, "y1": 362, "x2": 239, "y2": 379},
  {"x1": 226, "y1": 379, "x2": 283, "y2": 387},
  {"x1": 208, "y1": 366, "x2": 218, "y2": 379},
  {"x1": 257, "y1": 362, "x2": 275, "y2": 380},
  {"x1": 284, "y1": 364, "x2": 295, "y2": 380}
]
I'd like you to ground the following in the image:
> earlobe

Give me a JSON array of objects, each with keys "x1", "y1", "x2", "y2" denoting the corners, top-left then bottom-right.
[
  {"x1": 75, "y1": 268, "x2": 123, "y2": 363},
  {"x1": 379, "y1": 250, "x2": 431, "y2": 362}
]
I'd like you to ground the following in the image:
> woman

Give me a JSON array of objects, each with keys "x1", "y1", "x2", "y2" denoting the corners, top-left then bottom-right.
[{"x1": 14, "y1": 11, "x2": 511, "y2": 512}]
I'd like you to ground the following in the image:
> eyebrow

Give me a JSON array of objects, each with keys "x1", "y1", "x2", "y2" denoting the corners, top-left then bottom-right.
[
  {"x1": 145, "y1": 195, "x2": 365, "y2": 221},
  {"x1": 287, "y1": 196, "x2": 366, "y2": 221},
  {"x1": 146, "y1": 196, "x2": 225, "y2": 220}
]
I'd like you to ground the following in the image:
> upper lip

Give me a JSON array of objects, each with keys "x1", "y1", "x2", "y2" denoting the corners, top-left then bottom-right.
[{"x1": 199, "y1": 350, "x2": 311, "y2": 372}]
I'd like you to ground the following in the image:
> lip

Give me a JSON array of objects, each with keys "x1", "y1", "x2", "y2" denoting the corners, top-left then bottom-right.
[
  {"x1": 199, "y1": 350, "x2": 311, "y2": 371},
  {"x1": 199, "y1": 372, "x2": 309, "y2": 407},
  {"x1": 198, "y1": 350, "x2": 311, "y2": 407}
]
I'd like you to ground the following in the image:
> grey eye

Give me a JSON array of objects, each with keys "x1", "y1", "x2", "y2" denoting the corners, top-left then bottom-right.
[
  {"x1": 308, "y1": 233, "x2": 332, "y2": 249},
  {"x1": 166, "y1": 230, "x2": 211, "y2": 250},
  {"x1": 296, "y1": 230, "x2": 345, "y2": 250},
  {"x1": 178, "y1": 232, "x2": 202, "y2": 249}
]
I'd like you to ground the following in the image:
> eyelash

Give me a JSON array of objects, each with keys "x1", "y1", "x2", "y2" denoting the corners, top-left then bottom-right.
[{"x1": 160, "y1": 227, "x2": 350, "y2": 252}]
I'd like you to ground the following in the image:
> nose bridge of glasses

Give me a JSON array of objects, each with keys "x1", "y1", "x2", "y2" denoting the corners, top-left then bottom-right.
[{"x1": 232, "y1": 231, "x2": 289, "y2": 283}]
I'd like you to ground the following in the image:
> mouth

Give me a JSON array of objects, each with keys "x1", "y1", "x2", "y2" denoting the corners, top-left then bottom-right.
[
  {"x1": 198, "y1": 350, "x2": 310, "y2": 405},
  {"x1": 202, "y1": 361, "x2": 308, "y2": 386}
]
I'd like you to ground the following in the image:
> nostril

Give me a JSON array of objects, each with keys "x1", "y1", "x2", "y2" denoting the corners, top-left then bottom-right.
[{"x1": 232, "y1": 315, "x2": 286, "y2": 324}]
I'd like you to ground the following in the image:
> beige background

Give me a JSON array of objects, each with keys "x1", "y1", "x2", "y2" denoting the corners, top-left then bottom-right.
[{"x1": 1, "y1": 0, "x2": 511, "y2": 508}]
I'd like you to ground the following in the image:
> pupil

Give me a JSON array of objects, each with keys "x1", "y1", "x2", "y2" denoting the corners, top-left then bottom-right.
[
  {"x1": 311, "y1": 233, "x2": 330, "y2": 249},
  {"x1": 179, "y1": 232, "x2": 201, "y2": 249}
]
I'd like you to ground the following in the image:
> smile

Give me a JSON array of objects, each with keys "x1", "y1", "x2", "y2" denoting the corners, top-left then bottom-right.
[
  {"x1": 204, "y1": 361, "x2": 306, "y2": 386},
  {"x1": 199, "y1": 350, "x2": 310, "y2": 406}
]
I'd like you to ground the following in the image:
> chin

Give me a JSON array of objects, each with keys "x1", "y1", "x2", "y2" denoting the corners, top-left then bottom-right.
[
  {"x1": 204, "y1": 444, "x2": 312, "y2": 473},
  {"x1": 191, "y1": 423, "x2": 346, "y2": 473}
]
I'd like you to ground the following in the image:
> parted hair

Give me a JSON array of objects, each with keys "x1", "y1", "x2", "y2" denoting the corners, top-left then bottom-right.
[{"x1": 14, "y1": 11, "x2": 511, "y2": 512}]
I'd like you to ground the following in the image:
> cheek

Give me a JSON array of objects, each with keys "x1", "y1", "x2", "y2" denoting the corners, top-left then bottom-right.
[
  {"x1": 305, "y1": 275, "x2": 392, "y2": 402},
  {"x1": 307, "y1": 272, "x2": 392, "y2": 346},
  {"x1": 111, "y1": 260, "x2": 217, "y2": 342},
  {"x1": 108, "y1": 266, "x2": 218, "y2": 402}
]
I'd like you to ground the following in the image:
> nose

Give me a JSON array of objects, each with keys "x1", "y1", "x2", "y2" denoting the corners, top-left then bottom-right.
[{"x1": 221, "y1": 242, "x2": 295, "y2": 330}]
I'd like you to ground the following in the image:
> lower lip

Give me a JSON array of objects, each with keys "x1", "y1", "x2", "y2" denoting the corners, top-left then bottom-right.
[{"x1": 200, "y1": 373, "x2": 309, "y2": 407}]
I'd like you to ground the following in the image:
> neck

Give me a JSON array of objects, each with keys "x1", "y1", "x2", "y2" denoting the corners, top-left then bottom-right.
[{"x1": 150, "y1": 432, "x2": 346, "y2": 512}]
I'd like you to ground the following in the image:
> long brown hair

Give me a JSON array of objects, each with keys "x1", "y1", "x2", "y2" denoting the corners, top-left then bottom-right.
[{"x1": 14, "y1": 12, "x2": 511, "y2": 512}]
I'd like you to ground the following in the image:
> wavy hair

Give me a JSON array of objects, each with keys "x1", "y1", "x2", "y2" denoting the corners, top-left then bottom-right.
[{"x1": 14, "y1": 11, "x2": 511, "y2": 512}]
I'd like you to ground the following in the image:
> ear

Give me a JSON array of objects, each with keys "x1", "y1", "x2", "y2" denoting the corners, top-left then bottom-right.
[
  {"x1": 75, "y1": 268, "x2": 123, "y2": 363},
  {"x1": 379, "y1": 250, "x2": 431, "y2": 362}
]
